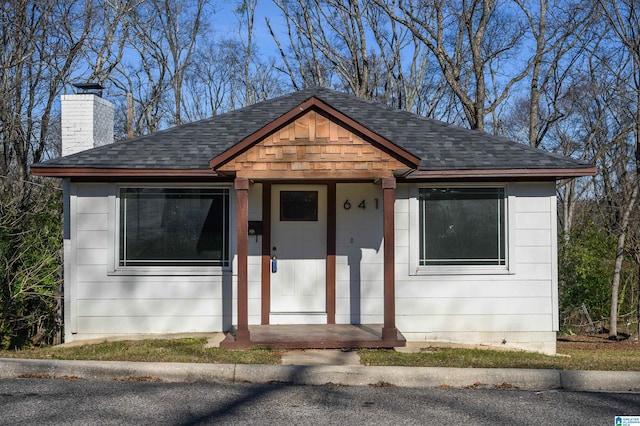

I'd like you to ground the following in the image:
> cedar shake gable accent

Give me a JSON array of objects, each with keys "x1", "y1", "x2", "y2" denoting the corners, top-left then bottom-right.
[
  {"x1": 211, "y1": 106, "x2": 419, "y2": 179},
  {"x1": 31, "y1": 87, "x2": 596, "y2": 179}
]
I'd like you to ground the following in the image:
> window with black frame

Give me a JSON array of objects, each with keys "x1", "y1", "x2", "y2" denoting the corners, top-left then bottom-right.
[
  {"x1": 280, "y1": 191, "x2": 318, "y2": 221},
  {"x1": 419, "y1": 187, "x2": 505, "y2": 266},
  {"x1": 119, "y1": 188, "x2": 229, "y2": 267}
]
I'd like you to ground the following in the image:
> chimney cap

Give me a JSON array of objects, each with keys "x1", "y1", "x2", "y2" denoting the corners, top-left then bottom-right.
[{"x1": 72, "y1": 82, "x2": 104, "y2": 97}]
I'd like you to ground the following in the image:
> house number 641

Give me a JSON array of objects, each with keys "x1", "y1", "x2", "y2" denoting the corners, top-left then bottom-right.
[{"x1": 343, "y1": 199, "x2": 379, "y2": 210}]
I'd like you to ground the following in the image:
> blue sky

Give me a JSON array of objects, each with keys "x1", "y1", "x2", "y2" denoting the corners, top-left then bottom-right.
[{"x1": 212, "y1": 1, "x2": 285, "y2": 59}]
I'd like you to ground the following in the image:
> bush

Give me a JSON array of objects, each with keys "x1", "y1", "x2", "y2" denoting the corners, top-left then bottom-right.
[
  {"x1": 0, "y1": 188, "x2": 62, "y2": 349},
  {"x1": 559, "y1": 222, "x2": 615, "y2": 321}
]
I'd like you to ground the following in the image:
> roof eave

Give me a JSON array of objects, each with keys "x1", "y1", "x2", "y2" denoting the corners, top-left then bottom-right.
[
  {"x1": 405, "y1": 166, "x2": 597, "y2": 179},
  {"x1": 30, "y1": 166, "x2": 218, "y2": 178}
]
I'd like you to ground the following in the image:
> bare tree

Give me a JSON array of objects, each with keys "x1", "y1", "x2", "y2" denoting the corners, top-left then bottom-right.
[
  {"x1": 108, "y1": 0, "x2": 210, "y2": 133},
  {"x1": 236, "y1": 0, "x2": 259, "y2": 106},
  {"x1": 183, "y1": 39, "x2": 239, "y2": 120},
  {"x1": 268, "y1": 0, "x2": 336, "y2": 89},
  {"x1": 270, "y1": 0, "x2": 437, "y2": 113},
  {"x1": 233, "y1": 0, "x2": 286, "y2": 107},
  {"x1": 85, "y1": 0, "x2": 136, "y2": 85},
  {"x1": 180, "y1": 1, "x2": 285, "y2": 119},
  {"x1": 375, "y1": 0, "x2": 532, "y2": 130},
  {"x1": 513, "y1": 0, "x2": 598, "y2": 147},
  {"x1": 1, "y1": 1, "x2": 92, "y2": 189},
  {"x1": 596, "y1": 0, "x2": 640, "y2": 339},
  {"x1": 360, "y1": 0, "x2": 436, "y2": 112},
  {"x1": 0, "y1": 0, "x2": 93, "y2": 347},
  {"x1": 271, "y1": 0, "x2": 373, "y2": 98}
]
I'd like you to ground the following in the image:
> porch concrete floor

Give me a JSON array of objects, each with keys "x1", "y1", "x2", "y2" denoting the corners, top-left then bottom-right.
[{"x1": 220, "y1": 324, "x2": 406, "y2": 350}]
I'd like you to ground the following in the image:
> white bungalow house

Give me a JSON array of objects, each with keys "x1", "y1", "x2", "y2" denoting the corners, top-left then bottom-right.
[{"x1": 31, "y1": 87, "x2": 595, "y2": 354}]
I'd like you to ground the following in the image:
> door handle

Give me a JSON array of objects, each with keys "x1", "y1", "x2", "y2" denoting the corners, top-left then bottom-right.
[{"x1": 271, "y1": 256, "x2": 277, "y2": 273}]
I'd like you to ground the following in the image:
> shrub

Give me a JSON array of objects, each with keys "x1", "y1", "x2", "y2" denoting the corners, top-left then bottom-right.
[{"x1": 0, "y1": 188, "x2": 62, "y2": 349}]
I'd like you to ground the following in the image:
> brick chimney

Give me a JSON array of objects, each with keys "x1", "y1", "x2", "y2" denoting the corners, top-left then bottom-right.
[{"x1": 61, "y1": 83, "x2": 114, "y2": 156}]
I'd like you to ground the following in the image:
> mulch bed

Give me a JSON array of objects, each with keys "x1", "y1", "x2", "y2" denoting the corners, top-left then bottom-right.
[{"x1": 558, "y1": 333, "x2": 640, "y2": 350}]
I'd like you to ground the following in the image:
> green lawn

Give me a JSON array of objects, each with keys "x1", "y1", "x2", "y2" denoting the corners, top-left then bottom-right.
[
  {"x1": 0, "y1": 339, "x2": 281, "y2": 365},
  {"x1": 1, "y1": 339, "x2": 639, "y2": 371},
  {"x1": 358, "y1": 347, "x2": 640, "y2": 371}
]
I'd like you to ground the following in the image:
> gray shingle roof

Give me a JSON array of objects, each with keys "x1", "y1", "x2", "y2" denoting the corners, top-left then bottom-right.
[{"x1": 33, "y1": 87, "x2": 592, "y2": 173}]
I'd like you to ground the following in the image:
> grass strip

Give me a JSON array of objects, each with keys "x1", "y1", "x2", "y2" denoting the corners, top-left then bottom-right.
[
  {"x1": 0, "y1": 338, "x2": 281, "y2": 365},
  {"x1": 1, "y1": 340, "x2": 639, "y2": 371},
  {"x1": 358, "y1": 347, "x2": 640, "y2": 371}
]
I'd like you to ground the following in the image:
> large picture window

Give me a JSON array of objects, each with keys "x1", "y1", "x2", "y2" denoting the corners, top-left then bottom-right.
[
  {"x1": 119, "y1": 188, "x2": 229, "y2": 267},
  {"x1": 419, "y1": 187, "x2": 505, "y2": 266}
]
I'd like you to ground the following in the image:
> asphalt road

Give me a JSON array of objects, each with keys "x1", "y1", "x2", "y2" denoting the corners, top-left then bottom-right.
[{"x1": 1, "y1": 378, "x2": 639, "y2": 425}]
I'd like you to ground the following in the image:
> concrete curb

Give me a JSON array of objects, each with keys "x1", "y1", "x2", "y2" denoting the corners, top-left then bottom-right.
[
  {"x1": 0, "y1": 358, "x2": 235, "y2": 384},
  {"x1": 560, "y1": 370, "x2": 640, "y2": 393},
  {"x1": 233, "y1": 364, "x2": 562, "y2": 390},
  {"x1": 1, "y1": 358, "x2": 639, "y2": 392}
]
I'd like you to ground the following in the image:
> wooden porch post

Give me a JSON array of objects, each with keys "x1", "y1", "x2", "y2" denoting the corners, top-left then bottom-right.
[
  {"x1": 261, "y1": 183, "x2": 271, "y2": 325},
  {"x1": 235, "y1": 178, "x2": 250, "y2": 343},
  {"x1": 382, "y1": 177, "x2": 398, "y2": 341},
  {"x1": 327, "y1": 183, "x2": 336, "y2": 324}
]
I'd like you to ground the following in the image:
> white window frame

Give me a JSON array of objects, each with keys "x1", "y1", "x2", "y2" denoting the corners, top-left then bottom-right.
[
  {"x1": 108, "y1": 183, "x2": 235, "y2": 276},
  {"x1": 409, "y1": 182, "x2": 516, "y2": 275}
]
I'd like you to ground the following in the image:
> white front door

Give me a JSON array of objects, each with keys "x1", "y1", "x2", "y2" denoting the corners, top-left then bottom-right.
[{"x1": 270, "y1": 184, "x2": 327, "y2": 323}]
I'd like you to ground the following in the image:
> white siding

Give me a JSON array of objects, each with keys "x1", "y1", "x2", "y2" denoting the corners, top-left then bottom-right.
[
  {"x1": 64, "y1": 180, "x2": 559, "y2": 353},
  {"x1": 335, "y1": 183, "x2": 385, "y2": 324},
  {"x1": 78, "y1": 317, "x2": 222, "y2": 334},
  {"x1": 394, "y1": 181, "x2": 558, "y2": 354},
  {"x1": 247, "y1": 183, "x2": 263, "y2": 325},
  {"x1": 65, "y1": 182, "x2": 239, "y2": 342}
]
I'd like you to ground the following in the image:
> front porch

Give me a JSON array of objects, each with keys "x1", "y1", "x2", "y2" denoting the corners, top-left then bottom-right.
[
  {"x1": 219, "y1": 104, "x2": 422, "y2": 350},
  {"x1": 220, "y1": 324, "x2": 406, "y2": 349}
]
